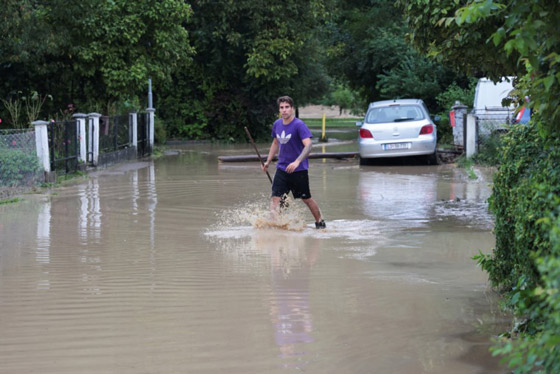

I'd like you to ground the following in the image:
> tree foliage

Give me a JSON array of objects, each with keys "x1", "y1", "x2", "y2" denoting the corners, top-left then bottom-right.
[
  {"x1": 323, "y1": 0, "x2": 468, "y2": 113},
  {"x1": 478, "y1": 125, "x2": 560, "y2": 373},
  {"x1": 400, "y1": 0, "x2": 560, "y2": 135},
  {"x1": 159, "y1": 0, "x2": 332, "y2": 141},
  {"x1": 0, "y1": 0, "x2": 194, "y2": 118}
]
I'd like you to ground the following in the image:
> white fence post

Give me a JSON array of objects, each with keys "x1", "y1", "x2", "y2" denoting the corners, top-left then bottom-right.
[
  {"x1": 146, "y1": 107, "x2": 155, "y2": 152},
  {"x1": 33, "y1": 120, "x2": 51, "y2": 173},
  {"x1": 87, "y1": 113, "x2": 101, "y2": 166},
  {"x1": 73, "y1": 113, "x2": 87, "y2": 163},
  {"x1": 466, "y1": 114, "x2": 478, "y2": 158},
  {"x1": 130, "y1": 112, "x2": 138, "y2": 148},
  {"x1": 451, "y1": 102, "x2": 468, "y2": 147}
]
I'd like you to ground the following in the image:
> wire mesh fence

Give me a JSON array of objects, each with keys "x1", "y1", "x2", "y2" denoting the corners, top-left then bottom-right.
[
  {"x1": 475, "y1": 113, "x2": 512, "y2": 153},
  {"x1": 0, "y1": 129, "x2": 43, "y2": 194},
  {"x1": 475, "y1": 112, "x2": 512, "y2": 136},
  {"x1": 0, "y1": 111, "x2": 150, "y2": 198}
]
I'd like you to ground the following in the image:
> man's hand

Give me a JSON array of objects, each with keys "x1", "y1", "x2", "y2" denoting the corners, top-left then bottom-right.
[
  {"x1": 285, "y1": 160, "x2": 300, "y2": 173},
  {"x1": 262, "y1": 161, "x2": 270, "y2": 172}
]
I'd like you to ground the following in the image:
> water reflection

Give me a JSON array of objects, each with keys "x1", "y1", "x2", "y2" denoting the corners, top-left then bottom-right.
[
  {"x1": 358, "y1": 170, "x2": 437, "y2": 222},
  {"x1": 132, "y1": 167, "x2": 140, "y2": 215},
  {"x1": 210, "y1": 228, "x2": 320, "y2": 368},
  {"x1": 36, "y1": 200, "x2": 51, "y2": 291},
  {"x1": 0, "y1": 155, "x2": 508, "y2": 373},
  {"x1": 359, "y1": 167, "x2": 494, "y2": 230},
  {"x1": 78, "y1": 178, "x2": 102, "y2": 243},
  {"x1": 147, "y1": 164, "x2": 157, "y2": 249},
  {"x1": 36, "y1": 201, "x2": 51, "y2": 264},
  {"x1": 262, "y1": 232, "x2": 319, "y2": 366}
]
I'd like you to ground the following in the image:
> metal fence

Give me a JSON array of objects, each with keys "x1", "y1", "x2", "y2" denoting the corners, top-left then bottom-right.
[
  {"x1": 0, "y1": 129, "x2": 43, "y2": 190},
  {"x1": 1, "y1": 111, "x2": 151, "y2": 192},
  {"x1": 137, "y1": 112, "x2": 149, "y2": 157},
  {"x1": 475, "y1": 112, "x2": 512, "y2": 136},
  {"x1": 48, "y1": 120, "x2": 79, "y2": 174},
  {"x1": 99, "y1": 114, "x2": 132, "y2": 154}
]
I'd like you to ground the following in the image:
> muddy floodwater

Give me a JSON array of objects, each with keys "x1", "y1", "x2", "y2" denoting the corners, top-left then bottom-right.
[{"x1": 0, "y1": 142, "x2": 509, "y2": 373}]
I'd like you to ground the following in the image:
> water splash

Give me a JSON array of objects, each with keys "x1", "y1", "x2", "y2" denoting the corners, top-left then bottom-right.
[{"x1": 215, "y1": 195, "x2": 307, "y2": 232}]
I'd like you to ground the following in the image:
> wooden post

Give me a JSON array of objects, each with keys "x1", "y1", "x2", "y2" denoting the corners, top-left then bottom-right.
[{"x1": 319, "y1": 112, "x2": 328, "y2": 142}]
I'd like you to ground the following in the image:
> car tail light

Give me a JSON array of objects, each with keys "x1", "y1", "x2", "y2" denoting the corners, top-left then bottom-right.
[
  {"x1": 419, "y1": 124, "x2": 433, "y2": 135},
  {"x1": 359, "y1": 128, "x2": 374, "y2": 138}
]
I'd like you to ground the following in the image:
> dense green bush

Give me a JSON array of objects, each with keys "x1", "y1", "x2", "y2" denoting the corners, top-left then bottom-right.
[
  {"x1": 435, "y1": 79, "x2": 476, "y2": 145},
  {"x1": 0, "y1": 149, "x2": 42, "y2": 187},
  {"x1": 476, "y1": 124, "x2": 560, "y2": 372},
  {"x1": 472, "y1": 132, "x2": 506, "y2": 166}
]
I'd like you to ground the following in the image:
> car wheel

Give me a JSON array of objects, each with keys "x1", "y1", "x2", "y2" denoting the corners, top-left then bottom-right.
[{"x1": 426, "y1": 151, "x2": 438, "y2": 165}]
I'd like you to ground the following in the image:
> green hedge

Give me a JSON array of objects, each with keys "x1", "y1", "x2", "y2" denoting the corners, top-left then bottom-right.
[
  {"x1": 0, "y1": 148, "x2": 43, "y2": 187},
  {"x1": 476, "y1": 124, "x2": 560, "y2": 372}
]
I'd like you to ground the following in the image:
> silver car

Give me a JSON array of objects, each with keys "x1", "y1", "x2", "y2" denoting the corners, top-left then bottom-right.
[{"x1": 357, "y1": 99, "x2": 438, "y2": 165}]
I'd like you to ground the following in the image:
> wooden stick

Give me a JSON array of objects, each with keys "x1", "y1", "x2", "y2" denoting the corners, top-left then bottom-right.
[
  {"x1": 244, "y1": 127, "x2": 273, "y2": 184},
  {"x1": 244, "y1": 126, "x2": 289, "y2": 209}
]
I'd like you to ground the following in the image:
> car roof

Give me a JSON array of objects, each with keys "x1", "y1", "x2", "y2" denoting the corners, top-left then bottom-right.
[{"x1": 368, "y1": 99, "x2": 425, "y2": 108}]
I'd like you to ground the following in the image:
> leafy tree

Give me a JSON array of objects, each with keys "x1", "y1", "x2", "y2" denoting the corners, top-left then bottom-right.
[
  {"x1": 323, "y1": 0, "x2": 469, "y2": 114},
  {"x1": 376, "y1": 55, "x2": 455, "y2": 111},
  {"x1": 324, "y1": 0, "x2": 410, "y2": 104},
  {"x1": 48, "y1": 0, "x2": 194, "y2": 106},
  {"x1": 0, "y1": 1, "x2": 48, "y2": 92},
  {"x1": 399, "y1": 0, "x2": 560, "y2": 135},
  {"x1": 1, "y1": 0, "x2": 194, "y2": 120},
  {"x1": 434, "y1": 78, "x2": 477, "y2": 144},
  {"x1": 159, "y1": 0, "x2": 332, "y2": 141}
]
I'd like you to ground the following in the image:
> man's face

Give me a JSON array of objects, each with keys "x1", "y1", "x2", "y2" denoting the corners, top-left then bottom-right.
[{"x1": 279, "y1": 102, "x2": 294, "y2": 121}]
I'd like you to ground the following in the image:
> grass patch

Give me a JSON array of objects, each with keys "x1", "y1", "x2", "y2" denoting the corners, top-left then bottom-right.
[
  {"x1": 152, "y1": 145, "x2": 167, "y2": 159},
  {"x1": 0, "y1": 197, "x2": 23, "y2": 205},
  {"x1": 57, "y1": 171, "x2": 87, "y2": 183},
  {"x1": 457, "y1": 156, "x2": 478, "y2": 179},
  {"x1": 302, "y1": 118, "x2": 360, "y2": 129}
]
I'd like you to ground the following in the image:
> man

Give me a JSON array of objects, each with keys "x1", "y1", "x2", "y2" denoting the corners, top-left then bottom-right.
[{"x1": 262, "y1": 96, "x2": 326, "y2": 229}]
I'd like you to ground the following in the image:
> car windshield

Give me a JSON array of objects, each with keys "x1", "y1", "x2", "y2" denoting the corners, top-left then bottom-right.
[{"x1": 365, "y1": 105, "x2": 425, "y2": 124}]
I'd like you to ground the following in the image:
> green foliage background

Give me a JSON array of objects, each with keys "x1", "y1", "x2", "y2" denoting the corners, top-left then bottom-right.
[
  {"x1": 0, "y1": 149, "x2": 42, "y2": 187},
  {"x1": 477, "y1": 125, "x2": 560, "y2": 373},
  {"x1": 400, "y1": 0, "x2": 560, "y2": 371},
  {"x1": 1, "y1": 0, "x2": 472, "y2": 141}
]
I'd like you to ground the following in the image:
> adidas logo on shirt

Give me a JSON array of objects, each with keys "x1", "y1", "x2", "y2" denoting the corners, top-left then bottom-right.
[{"x1": 276, "y1": 130, "x2": 292, "y2": 144}]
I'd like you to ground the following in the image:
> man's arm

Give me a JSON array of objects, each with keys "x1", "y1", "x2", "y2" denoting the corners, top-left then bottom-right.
[
  {"x1": 285, "y1": 137, "x2": 312, "y2": 173},
  {"x1": 262, "y1": 138, "x2": 279, "y2": 172}
]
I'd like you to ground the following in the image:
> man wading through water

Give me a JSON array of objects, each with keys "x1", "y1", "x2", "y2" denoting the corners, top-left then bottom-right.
[{"x1": 262, "y1": 96, "x2": 326, "y2": 229}]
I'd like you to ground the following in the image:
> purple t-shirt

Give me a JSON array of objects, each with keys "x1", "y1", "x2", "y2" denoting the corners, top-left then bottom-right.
[{"x1": 271, "y1": 118, "x2": 313, "y2": 172}]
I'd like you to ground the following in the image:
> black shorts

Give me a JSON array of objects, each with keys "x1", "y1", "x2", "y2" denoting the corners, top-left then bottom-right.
[{"x1": 272, "y1": 169, "x2": 312, "y2": 200}]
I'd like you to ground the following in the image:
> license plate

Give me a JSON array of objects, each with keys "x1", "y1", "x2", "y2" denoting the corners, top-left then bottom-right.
[{"x1": 384, "y1": 142, "x2": 411, "y2": 150}]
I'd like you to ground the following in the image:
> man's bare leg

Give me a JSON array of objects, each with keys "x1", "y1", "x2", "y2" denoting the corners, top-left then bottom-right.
[
  {"x1": 270, "y1": 196, "x2": 282, "y2": 221},
  {"x1": 302, "y1": 197, "x2": 322, "y2": 222}
]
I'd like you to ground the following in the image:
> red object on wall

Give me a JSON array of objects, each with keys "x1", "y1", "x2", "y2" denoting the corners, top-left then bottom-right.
[{"x1": 449, "y1": 111, "x2": 456, "y2": 127}]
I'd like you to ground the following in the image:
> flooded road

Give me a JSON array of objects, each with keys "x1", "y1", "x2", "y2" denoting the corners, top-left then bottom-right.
[{"x1": 0, "y1": 143, "x2": 508, "y2": 373}]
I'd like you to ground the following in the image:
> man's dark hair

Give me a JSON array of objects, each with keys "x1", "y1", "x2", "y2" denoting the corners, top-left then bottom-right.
[{"x1": 277, "y1": 96, "x2": 294, "y2": 107}]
